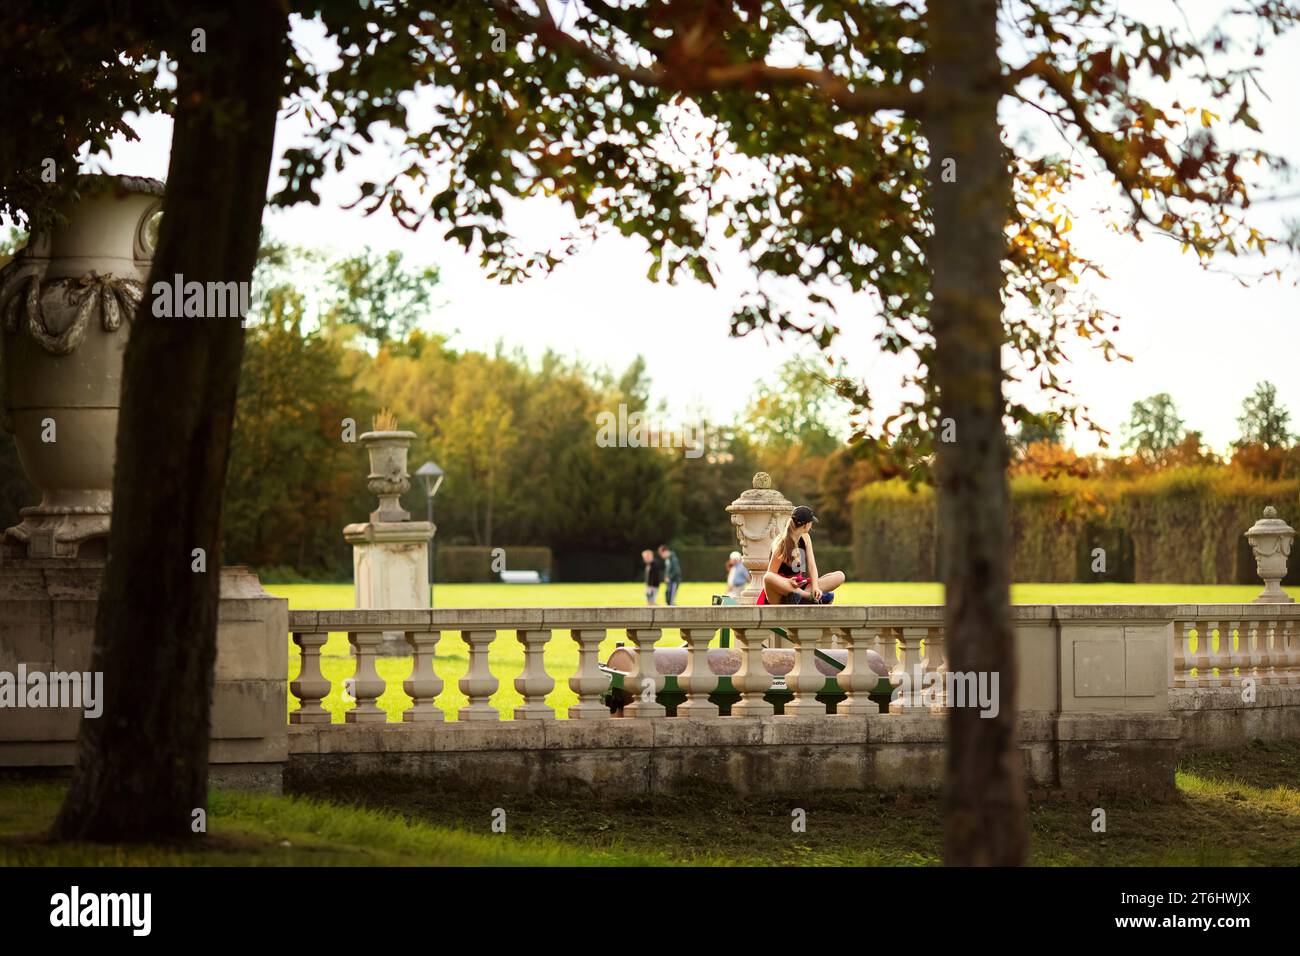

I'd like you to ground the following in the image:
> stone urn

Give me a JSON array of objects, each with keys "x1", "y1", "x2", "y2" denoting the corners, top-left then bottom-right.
[
  {"x1": 359, "y1": 429, "x2": 417, "y2": 523},
  {"x1": 0, "y1": 174, "x2": 164, "y2": 559},
  {"x1": 345, "y1": 428, "x2": 432, "y2": 656},
  {"x1": 725, "y1": 472, "x2": 794, "y2": 605},
  {"x1": 1245, "y1": 506, "x2": 1294, "y2": 604}
]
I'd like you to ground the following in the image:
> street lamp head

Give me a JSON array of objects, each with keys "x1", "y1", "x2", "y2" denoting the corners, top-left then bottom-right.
[{"x1": 416, "y1": 460, "x2": 444, "y2": 498}]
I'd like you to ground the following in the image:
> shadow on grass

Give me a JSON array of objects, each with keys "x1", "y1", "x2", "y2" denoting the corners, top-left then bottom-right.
[{"x1": 302, "y1": 741, "x2": 1300, "y2": 867}]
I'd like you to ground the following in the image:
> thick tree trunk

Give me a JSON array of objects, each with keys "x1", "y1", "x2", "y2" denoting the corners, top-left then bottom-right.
[
  {"x1": 54, "y1": 4, "x2": 286, "y2": 842},
  {"x1": 926, "y1": 0, "x2": 1027, "y2": 865}
]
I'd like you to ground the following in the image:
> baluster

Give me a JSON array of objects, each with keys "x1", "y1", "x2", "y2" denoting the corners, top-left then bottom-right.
[
  {"x1": 1246, "y1": 620, "x2": 1265, "y2": 684},
  {"x1": 890, "y1": 626, "x2": 928, "y2": 712},
  {"x1": 402, "y1": 630, "x2": 444, "y2": 722},
  {"x1": 1193, "y1": 620, "x2": 1213, "y2": 686},
  {"x1": 731, "y1": 627, "x2": 774, "y2": 717},
  {"x1": 1218, "y1": 620, "x2": 1234, "y2": 686},
  {"x1": 1180, "y1": 621, "x2": 1196, "y2": 686},
  {"x1": 346, "y1": 630, "x2": 387, "y2": 723},
  {"x1": 1258, "y1": 619, "x2": 1276, "y2": 685},
  {"x1": 513, "y1": 629, "x2": 556, "y2": 720},
  {"x1": 677, "y1": 626, "x2": 720, "y2": 717},
  {"x1": 1216, "y1": 621, "x2": 1230, "y2": 684},
  {"x1": 624, "y1": 627, "x2": 666, "y2": 718},
  {"x1": 290, "y1": 631, "x2": 332, "y2": 724},
  {"x1": 923, "y1": 625, "x2": 947, "y2": 711},
  {"x1": 1175, "y1": 621, "x2": 1190, "y2": 686},
  {"x1": 835, "y1": 626, "x2": 876, "y2": 716},
  {"x1": 1280, "y1": 619, "x2": 1300, "y2": 685},
  {"x1": 568, "y1": 628, "x2": 611, "y2": 720},
  {"x1": 1221, "y1": 620, "x2": 1240, "y2": 686},
  {"x1": 1207, "y1": 620, "x2": 1226, "y2": 687},
  {"x1": 876, "y1": 626, "x2": 899, "y2": 675},
  {"x1": 458, "y1": 628, "x2": 499, "y2": 721},
  {"x1": 783, "y1": 626, "x2": 827, "y2": 716},
  {"x1": 1171, "y1": 620, "x2": 1186, "y2": 687}
]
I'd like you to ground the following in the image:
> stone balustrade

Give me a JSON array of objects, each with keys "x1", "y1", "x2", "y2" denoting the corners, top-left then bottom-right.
[
  {"x1": 279, "y1": 602, "x2": 1300, "y2": 798},
  {"x1": 289, "y1": 603, "x2": 1300, "y2": 725},
  {"x1": 1171, "y1": 606, "x2": 1300, "y2": 689},
  {"x1": 288, "y1": 605, "x2": 947, "y2": 723}
]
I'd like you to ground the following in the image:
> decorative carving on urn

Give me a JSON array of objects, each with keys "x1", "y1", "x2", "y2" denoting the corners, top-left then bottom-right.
[
  {"x1": 0, "y1": 174, "x2": 165, "y2": 560},
  {"x1": 725, "y1": 471, "x2": 794, "y2": 605},
  {"x1": 1245, "y1": 506, "x2": 1295, "y2": 604},
  {"x1": 0, "y1": 271, "x2": 144, "y2": 355}
]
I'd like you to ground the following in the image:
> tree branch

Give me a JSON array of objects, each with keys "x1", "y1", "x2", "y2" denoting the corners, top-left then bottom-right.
[
  {"x1": 1009, "y1": 56, "x2": 1154, "y2": 226},
  {"x1": 489, "y1": 0, "x2": 923, "y2": 116}
]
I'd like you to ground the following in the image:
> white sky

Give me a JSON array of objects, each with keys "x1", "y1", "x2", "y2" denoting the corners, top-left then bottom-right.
[{"x1": 50, "y1": 6, "x2": 1300, "y2": 456}]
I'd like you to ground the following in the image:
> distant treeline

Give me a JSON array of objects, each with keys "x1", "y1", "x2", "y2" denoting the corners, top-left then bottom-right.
[{"x1": 6, "y1": 238, "x2": 1297, "y2": 584}]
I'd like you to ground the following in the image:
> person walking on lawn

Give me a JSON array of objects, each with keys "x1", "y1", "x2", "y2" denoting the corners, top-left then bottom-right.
[
  {"x1": 760, "y1": 505, "x2": 844, "y2": 605},
  {"x1": 642, "y1": 548, "x2": 664, "y2": 604},
  {"x1": 659, "y1": 544, "x2": 682, "y2": 605}
]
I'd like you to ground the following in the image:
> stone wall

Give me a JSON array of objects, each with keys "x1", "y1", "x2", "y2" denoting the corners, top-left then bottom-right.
[
  {"x1": 286, "y1": 712, "x2": 1182, "y2": 799},
  {"x1": 0, "y1": 561, "x2": 288, "y2": 791}
]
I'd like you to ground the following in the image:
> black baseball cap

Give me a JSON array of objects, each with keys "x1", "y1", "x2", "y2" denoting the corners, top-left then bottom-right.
[{"x1": 792, "y1": 505, "x2": 818, "y2": 525}]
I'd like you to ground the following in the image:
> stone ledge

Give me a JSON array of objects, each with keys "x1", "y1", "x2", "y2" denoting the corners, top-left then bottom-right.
[
  {"x1": 289, "y1": 714, "x2": 923, "y2": 751},
  {"x1": 1170, "y1": 684, "x2": 1300, "y2": 711},
  {"x1": 1056, "y1": 713, "x2": 1181, "y2": 741}
]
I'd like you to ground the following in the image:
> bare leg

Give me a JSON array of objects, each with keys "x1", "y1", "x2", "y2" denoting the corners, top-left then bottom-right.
[
  {"x1": 764, "y1": 571, "x2": 803, "y2": 604},
  {"x1": 817, "y1": 570, "x2": 845, "y2": 593}
]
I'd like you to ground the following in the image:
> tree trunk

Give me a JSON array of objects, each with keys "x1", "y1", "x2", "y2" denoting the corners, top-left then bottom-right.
[
  {"x1": 926, "y1": 0, "x2": 1027, "y2": 865},
  {"x1": 54, "y1": 3, "x2": 286, "y2": 842}
]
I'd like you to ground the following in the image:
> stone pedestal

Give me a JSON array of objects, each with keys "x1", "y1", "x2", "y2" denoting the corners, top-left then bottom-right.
[
  {"x1": 0, "y1": 560, "x2": 288, "y2": 791},
  {"x1": 343, "y1": 520, "x2": 434, "y2": 655},
  {"x1": 725, "y1": 472, "x2": 794, "y2": 605}
]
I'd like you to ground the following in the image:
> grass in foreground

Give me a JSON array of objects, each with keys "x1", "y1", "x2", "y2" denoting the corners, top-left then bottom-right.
[
  {"x1": 0, "y1": 783, "x2": 661, "y2": 867},
  {"x1": 3, "y1": 741, "x2": 1296, "y2": 866},
  {"x1": 303, "y1": 740, "x2": 1300, "y2": 867}
]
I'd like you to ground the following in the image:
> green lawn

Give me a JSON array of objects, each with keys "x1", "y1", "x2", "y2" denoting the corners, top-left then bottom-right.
[
  {"x1": 0, "y1": 782, "x2": 661, "y2": 866},
  {"x1": 7, "y1": 741, "x2": 1297, "y2": 866},
  {"x1": 300, "y1": 739, "x2": 1300, "y2": 866},
  {"x1": 272, "y1": 581, "x2": 1260, "y2": 723}
]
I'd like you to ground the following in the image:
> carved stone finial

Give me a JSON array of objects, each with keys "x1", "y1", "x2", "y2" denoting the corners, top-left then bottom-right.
[
  {"x1": 753, "y1": 471, "x2": 772, "y2": 490},
  {"x1": 1245, "y1": 505, "x2": 1295, "y2": 604}
]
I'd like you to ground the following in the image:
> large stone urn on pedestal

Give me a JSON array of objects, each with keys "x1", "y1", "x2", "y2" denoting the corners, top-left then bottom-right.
[
  {"x1": 0, "y1": 176, "x2": 288, "y2": 790},
  {"x1": 1246, "y1": 506, "x2": 1295, "y2": 604},
  {"x1": 725, "y1": 471, "x2": 794, "y2": 605},
  {"x1": 0, "y1": 174, "x2": 164, "y2": 559},
  {"x1": 344, "y1": 429, "x2": 435, "y2": 654}
]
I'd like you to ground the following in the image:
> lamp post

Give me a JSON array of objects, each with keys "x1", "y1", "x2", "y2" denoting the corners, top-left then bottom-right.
[{"x1": 416, "y1": 460, "x2": 444, "y2": 606}]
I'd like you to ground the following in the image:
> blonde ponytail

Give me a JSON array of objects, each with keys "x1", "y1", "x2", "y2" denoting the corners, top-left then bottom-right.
[{"x1": 773, "y1": 517, "x2": 800, "y2": 569}]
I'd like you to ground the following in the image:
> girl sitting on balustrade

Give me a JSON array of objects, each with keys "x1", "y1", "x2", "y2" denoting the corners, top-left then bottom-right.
[{"x1": 759, "y1": 505, "x2": 844, "y2": 605}]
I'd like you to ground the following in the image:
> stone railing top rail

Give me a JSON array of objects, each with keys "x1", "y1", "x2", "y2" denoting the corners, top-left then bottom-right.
[{"x1": 286, "y1": 603, "x2": 1300, "y2": 631}]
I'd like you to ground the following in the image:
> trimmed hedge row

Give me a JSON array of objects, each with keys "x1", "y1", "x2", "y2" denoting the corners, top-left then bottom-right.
[
  {"x1": 674, "y1": 545, "x2": 854, "y2": 585},
  {"x1": 852, "y1": 469, "x2": 1300, "y2": 584},
  {"x1": 434, "y1": 545, "x2": 553, "y2": 583}
]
